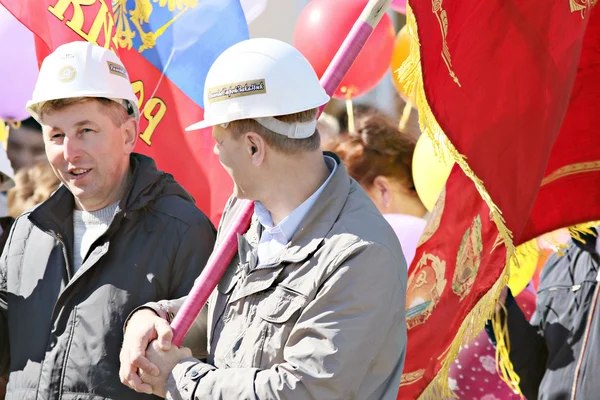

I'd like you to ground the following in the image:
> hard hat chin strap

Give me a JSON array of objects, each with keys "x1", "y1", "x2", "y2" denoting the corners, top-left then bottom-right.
[{"x1": 253, "y1": 117, "x2": 317, "y2": 139}]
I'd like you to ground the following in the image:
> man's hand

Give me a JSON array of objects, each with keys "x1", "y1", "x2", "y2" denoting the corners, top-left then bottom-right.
[
  {"x1": 496, "y1": 286, "x2": 509, "y2": 313},
  {"x1": 139, "y1": 341, "x2": 193, "y2": 398},
  {"x1": 120, "y1": 309, "x2": 174, "y2": 394}
]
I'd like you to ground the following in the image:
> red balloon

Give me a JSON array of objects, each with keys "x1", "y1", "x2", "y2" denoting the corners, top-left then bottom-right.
[{"x1": 293, "y1": 0, "x2": 396, "y2": 99}]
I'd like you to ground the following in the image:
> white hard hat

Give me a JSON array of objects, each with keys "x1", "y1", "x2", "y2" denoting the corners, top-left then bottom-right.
[
  {"x1": 26, "y1": 41, "x2": 139, "y2": 121},
  {"x1": 186, "y1": 38, "x2": 330, "y2": 139}
]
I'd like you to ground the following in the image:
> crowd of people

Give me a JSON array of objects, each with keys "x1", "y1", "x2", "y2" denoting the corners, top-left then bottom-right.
[{"x1": 0, "y1": 36, "x2": 597, "y2": 400}]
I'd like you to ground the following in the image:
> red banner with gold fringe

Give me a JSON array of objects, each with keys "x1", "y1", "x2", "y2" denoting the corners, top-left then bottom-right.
[{"x1": 397, "y1": 1, "x2": 598, "y2": 398}]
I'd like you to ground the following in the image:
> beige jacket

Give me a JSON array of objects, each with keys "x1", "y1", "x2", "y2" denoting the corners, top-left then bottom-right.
[{"x1": 152, "y1": 154, "x2": 407, "y2": 400}]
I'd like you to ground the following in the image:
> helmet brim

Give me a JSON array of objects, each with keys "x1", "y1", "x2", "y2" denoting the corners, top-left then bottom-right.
[{"x1": 185, "y1": 119, "x2": 215, "y2": 132}]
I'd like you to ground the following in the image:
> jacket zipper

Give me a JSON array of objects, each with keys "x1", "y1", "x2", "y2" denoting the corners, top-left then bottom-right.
[
  {"x1": 570, "y1": 268, "x2": 600, "y2": 400},
  {"x1": 56, "y1": 233, "x2": 73, "y2": 281},
  {"x1": 58, "y1": 306, "x2": 77, "y2": 399}
]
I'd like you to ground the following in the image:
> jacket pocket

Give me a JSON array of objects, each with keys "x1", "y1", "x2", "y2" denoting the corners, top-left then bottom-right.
[
  {"x1": 254, "y1": 285, "x2": 308, "y2": 369},
  {"x1": 258, "y1": 286, "x2": 307, "y2": 323},
  {"x1": 536, "y1": 282, "x2": 596, "y2": 364}
]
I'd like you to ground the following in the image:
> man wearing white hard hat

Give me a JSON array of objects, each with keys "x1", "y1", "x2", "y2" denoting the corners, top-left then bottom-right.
[
  {"x1": 120, "y1": 38, "x2": 407, "y2": 400},
  {"x1": 0, "y1": 41, "x2": 216, "y2": 399}
]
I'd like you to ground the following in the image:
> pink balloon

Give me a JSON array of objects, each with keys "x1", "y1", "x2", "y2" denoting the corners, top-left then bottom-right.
[
  {"x1": 448, "y1": 289, "x2": 536, "y2": 399},
  {"x1": 391, "y1": 0, "x2": 406, "y2": 14},
  {"x1": 0, "y1": 5, "x2": 39, "y2": 121}
]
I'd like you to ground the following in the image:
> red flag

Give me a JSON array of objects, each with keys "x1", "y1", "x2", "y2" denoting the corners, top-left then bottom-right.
[
  {"x1": 0, "y1": 0, "x2": 235, "y2": 225},
  {"x1": 396, "y1": 1, "x2": 598, "y2": 398},
  {"x1": 521, "y1": 13, "x2": 600, "y2": 243}
]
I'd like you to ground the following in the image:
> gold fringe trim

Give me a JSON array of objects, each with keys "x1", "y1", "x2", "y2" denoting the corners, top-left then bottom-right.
[
  {"x1": 417, "y1": 275, "x2": 511, "y2": 399},
  {"x1": 492, "y1": 304, "x2": 523, "y2": 396},
  {"x1": 512, "y1": 239, "x2": 541, "y2": 270},
  {"x1": 569, "y1": 221, "x2": 599, "y2": 243},
  {"x1": 511, "y1": 221, "x2": 599, "y2": 273},
  {"x1": 399, "y1": 4, "x2": 519, "y2": 399}
]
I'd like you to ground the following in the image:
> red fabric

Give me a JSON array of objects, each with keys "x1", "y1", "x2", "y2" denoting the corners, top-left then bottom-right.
[
  {"x1": 399, "y1": 2, "x2": 597, "y2": 399},
  {"x1": 520, "y1": 12, "x2": 600, "y2": 243},
  {"x1": 0, "y1": 0, "x2": 232, "y2": 225},
  {"x1": 414, "y1": 1, "x2": 592, "y2": 242}
]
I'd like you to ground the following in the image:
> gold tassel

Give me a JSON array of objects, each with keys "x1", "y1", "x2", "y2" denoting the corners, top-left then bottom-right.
[
  {"x1": 492, "y1": 304, "x2": 523, "y2": 396},
  {"x1": 512, "y1": 239, "x2": 539, "y2": 271},
  {"x1": 569, "y1": 221, "x2": 599, "y2": 243},
  {"x1": 399, "y1": 3, "x2": 518, "y2": 399}
]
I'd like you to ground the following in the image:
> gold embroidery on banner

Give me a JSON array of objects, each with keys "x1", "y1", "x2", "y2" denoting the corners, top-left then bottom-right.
[
  {"x1": 541, "y1": 160, "x2": 600, "y2": 186},
  {"x1": 113, "y1": 0, "x2": 198, "y2": 52},
  {"x1": 400, "y1": 369, "x2": 427, "y2": 386},
  {"x1": 406, "y1": 253, "x2": 447, "y2": 329},
  {"x1": 418, "y1": 186, "x2": 446, "y2": 247},
  {"x1": 431, "y1": 0, "x2": 461, "y2": 87},
  {"x1": 569, "y1": 0, "x2": 597, "y2": 18},
  {"x1": 453, "y1": 215, "x2": 483, "y2": 301}
]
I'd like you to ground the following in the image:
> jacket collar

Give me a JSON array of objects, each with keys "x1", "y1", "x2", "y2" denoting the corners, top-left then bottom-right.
[
  {"x1": 256, "y1": 151, "x2": 352, "y2": 267},
  {"x1": 28, "y1": 153, "x2": 169, "y2": 237}
]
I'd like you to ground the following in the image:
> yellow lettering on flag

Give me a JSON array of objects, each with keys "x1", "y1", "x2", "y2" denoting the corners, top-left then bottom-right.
[
  {"x1": 133, "y1": 80, "x2": 167, "y2": 146},
  {"x1": 48, "y1": 0, "x2": 117, "y2": 51}
]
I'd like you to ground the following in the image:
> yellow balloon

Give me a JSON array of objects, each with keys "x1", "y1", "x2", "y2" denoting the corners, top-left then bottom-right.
[
  {"x1": 507, "y1": 241, "x2": 542, "y2": 296},
  {"x1": 508, "y1": 228, "x2": 570, "y2": 295},
  {"x1": 412, "y1": 134, "x2": 454, "y2": 212}
]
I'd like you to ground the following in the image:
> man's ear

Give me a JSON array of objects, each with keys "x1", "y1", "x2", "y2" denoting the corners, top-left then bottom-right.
[
  {"x1": 245, "y1": 131, "x2": 265, "y2": 166},
  {"x1": 123, "y1": 118, "x2": 138, "y2": 154}
]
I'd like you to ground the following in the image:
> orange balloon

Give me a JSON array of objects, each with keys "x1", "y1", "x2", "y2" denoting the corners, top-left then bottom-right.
[{"x1": 390, "y1": 26, "x2": 413, "y2": 103}]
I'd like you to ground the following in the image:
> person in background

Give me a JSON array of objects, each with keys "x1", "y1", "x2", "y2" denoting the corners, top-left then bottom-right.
[
  {"x1": 7, "y1": 117, "x2": 45, "y2": 172},
  {"x1": 326, "y1": 113, "x2": 427, "y2": 267},
  {"x1": 7, "y1": 161, "x2": 60, "y2": 218},
  {"x1": 0, "y1": 41, "x2": 216, "y2": 399},
  {"x1": 3, "y1": 116, "x2": 43, "y2": 218},
  {"x1": 489, "y1": 228, "x2": 600, "y2": 399}
]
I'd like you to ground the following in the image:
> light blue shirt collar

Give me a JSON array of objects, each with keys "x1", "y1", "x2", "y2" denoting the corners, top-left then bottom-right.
[{"x1": 254, "y1": 156, "x2": 337, "y2": 264}]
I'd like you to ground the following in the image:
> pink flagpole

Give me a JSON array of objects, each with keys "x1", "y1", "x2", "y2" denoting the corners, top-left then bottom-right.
[{"x1": 171, "y1": 0, "x2": 393, "y2": 347}]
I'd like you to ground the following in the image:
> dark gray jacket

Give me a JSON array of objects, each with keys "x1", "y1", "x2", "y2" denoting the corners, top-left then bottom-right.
[
  {"x1": 0, "y1": 154, "x2": 216, "y2": 400},
  {"x1": 501, "y1": 229, "x2": 600, "y2": 400}
]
